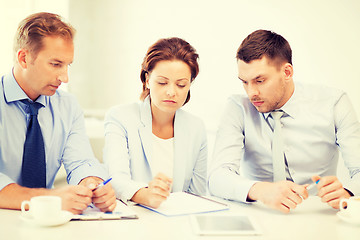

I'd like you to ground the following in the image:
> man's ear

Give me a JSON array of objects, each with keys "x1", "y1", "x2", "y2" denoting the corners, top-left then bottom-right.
[
  {"x1": 283, "y1": 63, "x2": 293, "y2": 81},
  {"x1": 16, "y1": 49, "x2": 30, "y2": 69}
]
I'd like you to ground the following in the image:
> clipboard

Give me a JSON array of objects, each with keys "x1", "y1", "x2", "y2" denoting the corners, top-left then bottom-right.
[{"x1": 72, "y1": 200, "x2": 138, "y2": 220}]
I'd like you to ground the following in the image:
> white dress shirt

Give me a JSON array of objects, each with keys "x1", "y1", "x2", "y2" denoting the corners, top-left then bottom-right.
[{"x1": 208, "y1": 82, "x2": 360, "y2": 202}]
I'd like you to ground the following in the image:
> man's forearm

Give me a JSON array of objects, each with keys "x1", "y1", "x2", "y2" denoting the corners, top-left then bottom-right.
[{"x1": 0, "y1": 183, "x2": 49, "y2": 210}]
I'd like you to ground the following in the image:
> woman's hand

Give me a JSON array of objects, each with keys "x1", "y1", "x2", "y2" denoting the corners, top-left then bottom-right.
[{"x1": 131, "y1": 173, "x2": 172, "y2": 208}]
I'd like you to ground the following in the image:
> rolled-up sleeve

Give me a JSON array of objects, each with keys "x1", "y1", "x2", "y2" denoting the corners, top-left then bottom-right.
[
  {"x1": 208, "y1": 96, "x2": 258, "y2": 202},
  {"x1": 335, "y1": 93, "x2": 360, "y2": 195},
  {"x1": 62, "y1": 100, "x2": 108, "y2": 185}
]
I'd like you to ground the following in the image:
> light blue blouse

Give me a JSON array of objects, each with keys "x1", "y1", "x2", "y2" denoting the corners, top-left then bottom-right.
[{"x1": 104, "y1": 97, "x2": 208, "y2": 201}]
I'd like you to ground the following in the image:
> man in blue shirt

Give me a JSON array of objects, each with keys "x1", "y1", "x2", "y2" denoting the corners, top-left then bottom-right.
[
  {"x1": 208, "y1": 30, "x2": 360, "y2": 213},
  {"x1": 0, "y1": 12, "x2": 116, "y2": 214}
]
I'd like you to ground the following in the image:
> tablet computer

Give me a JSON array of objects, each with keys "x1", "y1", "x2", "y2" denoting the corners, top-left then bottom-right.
[{"x1": 190, "y1": 214, "x2": 262, "y2": 236}]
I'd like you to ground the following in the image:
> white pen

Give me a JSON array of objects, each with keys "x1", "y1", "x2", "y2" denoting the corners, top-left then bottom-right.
[{"x1": 306, "y1": 179, "x2": 320, "y2": 191}]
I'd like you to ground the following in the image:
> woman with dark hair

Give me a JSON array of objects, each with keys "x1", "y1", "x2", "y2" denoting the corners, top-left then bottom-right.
[{"x1": 103, "y1": 37, "x2": 207, "y2": 208}]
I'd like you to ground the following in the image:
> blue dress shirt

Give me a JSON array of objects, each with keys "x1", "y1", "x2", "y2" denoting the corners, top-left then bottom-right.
[
  {"x1": 208, "y1": 82, "x2": 360, "y2": 202},
  {"x1": 0, "y1": 71, "x2": 108, "y2": 190}
]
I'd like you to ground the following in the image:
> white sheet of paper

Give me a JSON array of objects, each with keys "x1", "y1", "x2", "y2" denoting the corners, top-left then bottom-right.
[
  {"x1": 139, "y1": 192, "x2": 229, "y2": 216},
  {"x1": 72, "y1": 200, "x2": 138, "y2": 220}
]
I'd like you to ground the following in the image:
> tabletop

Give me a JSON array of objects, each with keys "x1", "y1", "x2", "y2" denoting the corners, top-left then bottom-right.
[{"x1": 1, "y1": 196, "x2": 359, "y2": 240}]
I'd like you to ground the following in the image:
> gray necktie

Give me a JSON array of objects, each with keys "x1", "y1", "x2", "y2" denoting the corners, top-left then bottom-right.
[{"x1": 271, "y1": 111, "x2": 286, "y2": 182}]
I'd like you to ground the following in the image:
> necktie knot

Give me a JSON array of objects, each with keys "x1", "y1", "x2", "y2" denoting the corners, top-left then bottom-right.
[
  {"x1": 22, "y1": 100, "x2": 43, "y2": 116},
  {"x1": 271, "y1": 111, "x2": 284, "y2": 121}
]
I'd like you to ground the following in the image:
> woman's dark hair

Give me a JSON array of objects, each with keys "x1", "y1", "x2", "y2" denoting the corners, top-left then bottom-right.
[{"x1": 140, "y1": 37, "x2": 199, "y2": 105}]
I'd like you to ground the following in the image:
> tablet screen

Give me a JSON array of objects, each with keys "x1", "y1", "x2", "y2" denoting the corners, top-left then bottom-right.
[{"x1": 191, "y1": 215, "x2": 262, "y2": 235}]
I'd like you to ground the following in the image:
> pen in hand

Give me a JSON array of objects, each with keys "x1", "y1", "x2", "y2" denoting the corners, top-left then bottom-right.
[
  {"x1": 306, "y1": 179, "x2": 320, "y2": 191},
  {"x1": 94, "y1": 177, "x2": 112, "y2": 190},
  {"x1": 89, "y1": 178, "x2": 112, "y2": 208}
]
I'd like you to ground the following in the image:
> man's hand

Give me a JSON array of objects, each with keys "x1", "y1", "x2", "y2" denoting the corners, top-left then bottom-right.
[
  {"x1": 131, "y1": 173, "x2": 172, "y2": 208},
  {"x1": 79, "y1": 176, "x2": 117, "y2": 212},
  {"x1": 51, "y1": 185, "x2": 92, "y2": 214},
  {"x1": 311, "y1": 175, "x2": 351, "y2": 209},
  {"x1": 248, "y1": 181, "x2": 308, "y2": 213}
]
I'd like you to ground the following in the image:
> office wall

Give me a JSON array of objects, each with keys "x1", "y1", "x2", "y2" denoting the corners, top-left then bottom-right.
[
  {"x1": 1, "y1": 1, "x2": 360, "y2": 166},
  {"x1": 65, "y1": 0, "x2": 360, "y2": 129},
  {"x1": 64, "y1": 0, "x2": 360, "y2": 180},
  {"x1": 0, "y1": 0, "x2": 69, "y2": 76},
  {"x1": 1, "y1": 0, "x2": 359, "y2": 123}
]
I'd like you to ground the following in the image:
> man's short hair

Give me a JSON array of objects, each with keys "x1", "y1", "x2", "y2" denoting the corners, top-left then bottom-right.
[
  {"x1": 236, "y1": 30, "x2": 292, "y2": 67},
  {"x1": 14, "y1": 12, "x2": 75, "y2": 59}
]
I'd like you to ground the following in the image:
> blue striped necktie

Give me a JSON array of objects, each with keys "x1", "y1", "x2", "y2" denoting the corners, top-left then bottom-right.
[{"x1": 21, "y1": 100, "x2": 46, "y2": 188}]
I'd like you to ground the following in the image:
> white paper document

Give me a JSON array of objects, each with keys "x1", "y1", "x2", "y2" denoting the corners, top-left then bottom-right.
[
  {"x1": 139, "y1": 192, "x2": 229, "y2": 216},
  {"x1": 72, "y1": 200, "x2": 138, "y2": 220}
]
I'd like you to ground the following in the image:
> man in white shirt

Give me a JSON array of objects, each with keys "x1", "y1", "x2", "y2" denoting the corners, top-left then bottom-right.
[{"x1": 208, "y1": 29, "x2": 360, "y2": 213}]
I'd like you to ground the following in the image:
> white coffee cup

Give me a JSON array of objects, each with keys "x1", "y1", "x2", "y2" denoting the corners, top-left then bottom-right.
[
  {"x1": 339, "y1": 196, "x2": 360, "y2": 219},
  {"x1": 21, "y1": 196, "x2": 62, "y2": 222}
]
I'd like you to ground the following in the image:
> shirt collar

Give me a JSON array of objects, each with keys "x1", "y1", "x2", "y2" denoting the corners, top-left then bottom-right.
[
  {"x1": 280, "y1": 82, "x2": 301, "y2": 119},
  {"x1": 3, "y1": 69, "x2": 46, "y2": 106},
  {"x1": 263, "y1": 82, "x2": 301, "y2": 120}
]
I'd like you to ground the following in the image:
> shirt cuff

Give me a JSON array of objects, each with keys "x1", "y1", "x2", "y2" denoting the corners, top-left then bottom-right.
[
  {"x1": 68, "y1": 162, "x2": 109, "y2": 185},
  {"x1": 344, "y1": 188, "x2": 354, "y2": 197},
  {"x1": 342, "y1": 174, "x2": 360, "y2": 196},
  {"x1": 0, "y1": 174, "x2": 16, "y2": 191},
  {"x1": 208, "y1": 167, "x2": 259, "y2": 203}
]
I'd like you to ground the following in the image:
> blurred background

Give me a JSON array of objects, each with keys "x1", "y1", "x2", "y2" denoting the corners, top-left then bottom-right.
[{"x1": 1, "y1": 0, "x2": 359, "y2": 184}]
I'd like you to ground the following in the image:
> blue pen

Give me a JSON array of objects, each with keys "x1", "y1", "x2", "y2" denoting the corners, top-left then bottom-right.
[
  {"x1": 89, "y1": 178, "x2": 112, "y2": 208},
  {"x1": 95, "y1": 177, "x2": 112, "y2": 190},
  {"x1": 306, "y1": 179, "x2": 320, "y2": 190}
]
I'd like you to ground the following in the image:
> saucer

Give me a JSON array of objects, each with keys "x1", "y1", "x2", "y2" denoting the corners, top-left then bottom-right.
[
  {"x1": 20, "y1": 210, "x2": 73, "y2": 227},
  {"x1": 337, "y1": 211, "x2": 360, "y2": 225}
]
